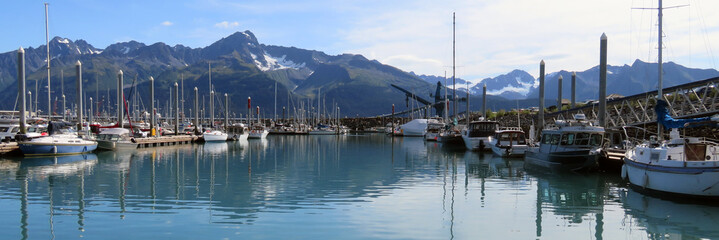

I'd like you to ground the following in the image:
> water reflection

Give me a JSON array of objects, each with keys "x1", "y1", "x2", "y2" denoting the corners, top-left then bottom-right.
[
  {"x1": 621, "y1": 189, "x2": 719, "y2": 239},
  {"x1": 0, "y1": 135, "x2": 718, "y2": 239}
]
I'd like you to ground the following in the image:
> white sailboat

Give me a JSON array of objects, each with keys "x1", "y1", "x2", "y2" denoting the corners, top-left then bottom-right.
[{"x1": 622, "y1": 0, "x2": 719, "y2": 199}]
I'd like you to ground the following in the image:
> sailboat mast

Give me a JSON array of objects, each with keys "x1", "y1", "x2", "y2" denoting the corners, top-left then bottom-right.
[
  {"x1": 45, "y1": 3, "x2": 51, "y2": 118},
  {"x1": 274, "y1": 81, "x2": 277, "y2": 122},
  {"x1": 657, "y1": 0, "x2": 664, "y2": 140},
  {"x1": 444, "y1": 71, "x2": 448, "y2": 121},
  {"x1": 452, "y1": 12, "x2": 456, "y2": 120}
]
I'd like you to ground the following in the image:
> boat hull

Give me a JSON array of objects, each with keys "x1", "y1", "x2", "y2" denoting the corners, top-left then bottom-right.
[
  {"x1": 19, "y1": 142, "x2": 98, "y2": 156},
  {"x1": 461, "y1": 135, "x2": 490, "y2": 151},
  {"x1": 490, "y1": 144, "x2": 528, "y2": 158},
  {"x1": 425, "y1": 132, "x2": 439, "y2": 141},
  {"x1": 308, "y1": 130, "x2": 337, "y2": 135},
  {"x1": 97, "y1": 140, "x2": 138, "y2": 150},
  {"x1": 202, "y1": 133, "x2": 228, "y2": 142},
  {"x1": 524, "y1": 148, "x2": 599, "y2": 171},
  {"x1": 248, "y1": 131, "x2": 268, "y2": 139},
  {"x1": 623, "y1": 158, "x2": 719, "y2": 199}
]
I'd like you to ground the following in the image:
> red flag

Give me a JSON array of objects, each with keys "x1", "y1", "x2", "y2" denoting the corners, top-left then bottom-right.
[
  {"x1": 256, "y1": 106, "x2": 260, "y2": 114},
  {"x1": 247, "y1": 97, "x2": 251, "y2": 109},
  {"x1": 392, "y1": 104, "x2": 395, "y2": 114}
]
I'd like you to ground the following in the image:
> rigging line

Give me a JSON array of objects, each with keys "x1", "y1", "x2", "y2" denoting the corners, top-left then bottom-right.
[{"x1": 692, "y1": 0, "x2": 717, "y2": 69}]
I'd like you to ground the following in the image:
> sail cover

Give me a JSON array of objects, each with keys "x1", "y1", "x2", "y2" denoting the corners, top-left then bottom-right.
[{"x1": 655, "y1": 100, "x2": 713, "y2": 129}]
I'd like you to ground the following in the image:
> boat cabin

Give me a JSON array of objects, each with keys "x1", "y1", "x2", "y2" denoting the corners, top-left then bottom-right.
[
  {"x1": 466, "y1": 121, "x2": 499, "y2": 138},
  {"x1": 494, "y1": 128, "x2": 527, "y2": 146}
]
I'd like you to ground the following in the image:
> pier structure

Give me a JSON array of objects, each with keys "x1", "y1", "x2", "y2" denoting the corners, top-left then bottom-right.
[{"x1": 543, "y1": 76, "x2": 719, "y2": 130}]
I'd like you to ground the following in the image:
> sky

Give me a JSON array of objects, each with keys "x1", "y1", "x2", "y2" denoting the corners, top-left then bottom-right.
[{"x1": 2, "y1": 0, "x2": 718, "y2": 83}]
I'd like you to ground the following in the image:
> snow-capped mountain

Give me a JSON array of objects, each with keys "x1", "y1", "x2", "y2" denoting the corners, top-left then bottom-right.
[{"x1": 470, "y1": 69, "x2": 536, "y2": 99}]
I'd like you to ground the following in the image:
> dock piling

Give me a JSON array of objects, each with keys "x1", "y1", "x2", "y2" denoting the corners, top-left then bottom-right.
[
  {"x1": 557, "y1": 75, "x2": 563, "y2": 111},
  {"x1": 538, "y1": 60, "x2": 545, "y2": 130},
  {"x1": 76, "y1": 61, "x2": 83, "y2": 131},
  {"x1": 175, "y1": 82, "x2": 179, "y2": 135},
  {"x1": 150, "y1": 76, "x2": 155, "y2": 136},
  {"x1": 599, "y1": 33, "x2": 607, "y2": 128},
  {"x1": 17, "y1": 47, "x2": 26, "y2": 134},
  {"x1": 571, "y1": 72, "x2": 576, "y2": 108},
  {"x1": 118, "y1": 70, "x2": 124, "y2": 128}
]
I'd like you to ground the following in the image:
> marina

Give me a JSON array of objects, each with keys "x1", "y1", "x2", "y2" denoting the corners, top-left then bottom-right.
[{"x1": 2, "y1": 0, "x2": 719, "y2": 238}]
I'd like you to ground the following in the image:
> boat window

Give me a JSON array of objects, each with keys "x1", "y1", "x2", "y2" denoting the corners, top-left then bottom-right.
[
  {"x1": 550, "y1": 134, "x2": 560, "y2": 145},
  {"x1": 575, "y1": 133, "x2": 590, "y2": 145},
  {"x1": 560, "y1": 133, "x2": 575, "y2": 145},
  {"x1": 541, "y1": 134, "x2": 550, "y2": 144},
  {"x1": 500, "y1": 133, "x2": 510, "y2": 141},
  {"x1": 517, "y1": 133, "x2": 526, "y2": 144},
  {"x1": 0, "y1": 127, "x2": 8, "y2": 132},
  {"x1": 11, "y1": 127, "x2": 19, "y2": 133},
  {"x1": 590, "y1": 134, "x2": 603, "y2": 146}
]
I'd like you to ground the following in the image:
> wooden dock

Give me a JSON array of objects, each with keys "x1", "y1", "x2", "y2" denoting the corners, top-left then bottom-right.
[
  {"x1": 134, "y1": 135, "x2": 198, "y2": 148},
  {"x1": 0, "y1": 142, "x2": 20, "y2": 155}
]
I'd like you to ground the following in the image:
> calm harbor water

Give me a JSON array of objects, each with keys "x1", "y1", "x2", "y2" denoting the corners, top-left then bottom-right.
[{"x1": 0, "y1": 134, "x2": 718, "y2": 239}]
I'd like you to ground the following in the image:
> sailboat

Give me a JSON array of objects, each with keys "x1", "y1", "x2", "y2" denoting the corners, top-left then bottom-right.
[
  {"x1": 437, "y1": 13, "x2": 465, "y2": 145},
  {"x1": 622, "y1": 0, "x2": 719, "y2": 200},
  {"x1": 201, "y1": 63, "x2": 228, "y2": 142}
]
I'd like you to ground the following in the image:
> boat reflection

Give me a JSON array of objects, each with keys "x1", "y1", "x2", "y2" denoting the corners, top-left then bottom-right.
[
  {"x1": 203, "y1": 142, "x2": 229, "y2": 156},
  {"x1": 466, "y1": 153, "x2": 524, "y2": 179},
  {"x1": 621, "y1": 189, "x2": 719, "y2": 239},
  {"x1": 21, "y1": 153, "x2": 98, "y2": 178},
  {"x1": 527, "y1": 169, "x2": 620, "y2": 239}
]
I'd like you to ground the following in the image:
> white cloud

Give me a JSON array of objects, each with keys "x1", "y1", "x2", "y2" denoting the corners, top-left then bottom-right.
[
  {"x1": 335, "y1": 0, "x2": 719, "y2": 80},
  {"x1": 161, "y1": 21, "x2": 173, "y2": 26},
  {"x1": 214, "y1": 21, "x2": 240, "y2": 29}
]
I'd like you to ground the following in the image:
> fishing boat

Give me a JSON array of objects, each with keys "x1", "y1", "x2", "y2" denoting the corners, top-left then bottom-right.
[
  {"x1": 524, "y1": 114, "x2": 604, "y2": 171},
  {"x1": 96, "y1": 128, "x2": 138, "y2": 150},
  {"x1": 489, "y1": 127, "x2": 528, "y2": 157},
  {"x1": 18, "y1": 122, "x2": 97, "y2": 156},
  {"x1": 248, "y1": 125, "x2": 269, "y2": 139},
  {"x1": 425, "y1": 119, "x2": 444, "y2": 141},
  {"x1": 622, "y1": 100, "x2": 719, "y2": 199},
  {"x1": 202, "y1": 129, "x2": 229, "y2": 142},
  {"x1": 461, "y1": 120, "x2": 499, "y2": 151}
]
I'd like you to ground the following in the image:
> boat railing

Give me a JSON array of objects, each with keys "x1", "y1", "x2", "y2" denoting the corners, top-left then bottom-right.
[{"x1": 498, "y1": 127, "x2": 522, "y2": 132}]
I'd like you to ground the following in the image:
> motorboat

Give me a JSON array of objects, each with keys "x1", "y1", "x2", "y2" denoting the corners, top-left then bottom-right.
[
  {"x1": 425, "y1": 119, "x2": 444, "y2": 141},
  {"x1": 461, "y1": 120, "x2": 499, "y2": 151},
  {"x1": 524, "y1": 114, "x2": 604, "y2": 171},
  {"x1": 18, "y1": 122, "x2": 97, "y2": 156},
  {"x1": 248, "y1": 125, "x2": 269, "y2": 139},
  {"x1": 489, "y1": 127, "x2": 528, "y2": 157},
  {"x1": 96, "y1": 128, "x2": 138, "y2": 150},
  {"x1": 0, "y1": 123, "x2": 45, "y2": 141},
  {"x1": 623, "y1": 100, "x2": 719, "y2": 199}
]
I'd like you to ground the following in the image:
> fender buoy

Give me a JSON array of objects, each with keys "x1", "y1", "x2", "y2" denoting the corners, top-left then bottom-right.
[
  {"x1": 51, "y1": 146, "x2": 57, "y2": 154},
  {"x1": 621, "y1": 164, "x2": 628, "y2": 180}
]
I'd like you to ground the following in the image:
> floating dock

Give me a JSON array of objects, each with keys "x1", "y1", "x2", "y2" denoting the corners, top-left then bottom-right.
[
  {"x1": 134, "y1": 135, "x2": 198, "y2": 148},
  {"x1": 0, "y1": 142, "x2": 19, "y2": 155}
]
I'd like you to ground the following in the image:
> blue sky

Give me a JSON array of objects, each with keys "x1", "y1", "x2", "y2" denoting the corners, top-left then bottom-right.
[{"x1": 2, "y1": 0, "x2": 718, "y2": 82}]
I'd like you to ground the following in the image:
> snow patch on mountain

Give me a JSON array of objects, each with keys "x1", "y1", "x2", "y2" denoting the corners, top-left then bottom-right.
[{"x1": 253, "y1": 52, "x2": 306, "y2": 71}]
